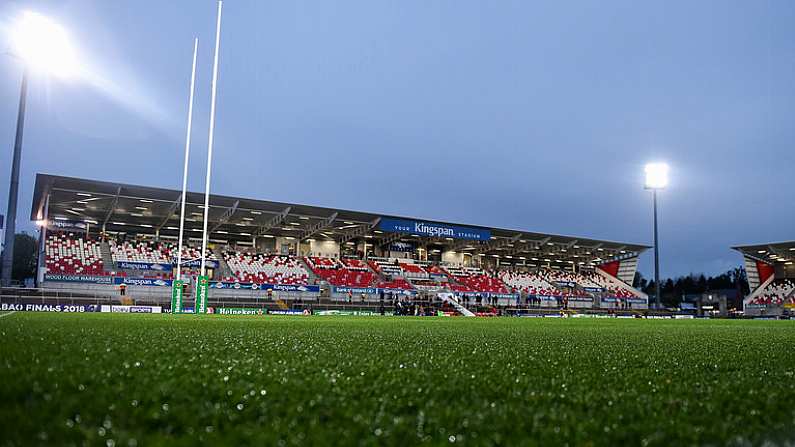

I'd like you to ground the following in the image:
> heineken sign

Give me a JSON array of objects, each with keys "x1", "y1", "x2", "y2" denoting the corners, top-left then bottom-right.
[
  {"x1": 378, "y1": 217, "x2": 490, "y2": 241},
  {"x1": 171, "y1": 280, "x2": 184, "y2": 313},
  {"x1": 195, "y1": 275, "x2": 209, "y2": 314}
]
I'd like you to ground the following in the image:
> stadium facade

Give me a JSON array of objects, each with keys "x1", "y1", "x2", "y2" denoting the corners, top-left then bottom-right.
[
  {"x1": 29, "y1": 173, "x2": 650, "y2": 312},
  {"x1": 732, "y1": 241, "x2": 795, "y2": 316}
]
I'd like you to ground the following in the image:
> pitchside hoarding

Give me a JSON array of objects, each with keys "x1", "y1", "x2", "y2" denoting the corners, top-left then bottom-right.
[
  {"x1": 209, "y1": 282, "x2": 320, "y2": 293},
  {"x1": 44, "y1": 274, "x2": 114, "y2": 284},
  {"x1": 112, "y1": 260, "x2": 220, "y2": 271},
  {"x1": 378, "y1": 217, "x2": 491, "y2": 241},
  {"x1": 0, "y1": 303, "x2": 99, "y2": 312},
  {"x1": 100, "y1": 305, "x2": 163, "y2": 313}
]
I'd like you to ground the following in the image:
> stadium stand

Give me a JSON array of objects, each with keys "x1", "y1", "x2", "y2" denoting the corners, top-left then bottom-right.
[
  {"x1": 45, "y1": 232, "x2": 106, "y2": 275},
  {"x1": 445, "y1": 266, "x2": 508, "y2": 293},
  {"x1": 305, "y1": 256, "x2": 376, "y2": 287},
  {"x1": 499, "y1": 271, "x2": 560, "y2": 296},
  {"x1": 399, "y1": 261, "x2": 428, "y2": 279},
  {"x1": 31, "y1": 174, "x2": 651, "y2": 312},
  {"x1": 376, "y1": 277, "x2": 414, "y2": 290},
  {"x1": 341, "y1": 258, "x2": 369, "y2": 270},
  {"x1": 223, "y1": 251, "x2": 309, "y2": 284},
  {"x1": 581, "y1": 270, "x2": 638, "y2": 298},
  {"x1": 110, "y1": 239, "x2": 170, "y2": 264},
  {"x1": 749, "y1": 279, "x2": 795, "y2": 305}
]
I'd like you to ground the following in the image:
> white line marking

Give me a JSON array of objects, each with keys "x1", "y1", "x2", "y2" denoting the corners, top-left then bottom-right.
[{"x1": 0, "y1": 311, "x2": 18, "y2": 318}]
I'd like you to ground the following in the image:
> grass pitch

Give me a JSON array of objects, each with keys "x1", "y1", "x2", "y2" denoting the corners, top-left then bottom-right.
[{"x1": 1, "y1": 313, "x2": 794, "y2": 446}]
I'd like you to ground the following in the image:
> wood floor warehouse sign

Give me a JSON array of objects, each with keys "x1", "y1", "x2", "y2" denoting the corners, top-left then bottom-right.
[{"x1": 378, "y1": 218, "x2": 491, "y2": 241}]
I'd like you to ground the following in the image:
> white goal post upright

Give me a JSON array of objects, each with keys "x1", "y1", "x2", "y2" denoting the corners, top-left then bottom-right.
[
  {"x1": 197, "y1": 0, "x2": 223, "y2": 314},
  {"x1": 176, "y1": 38, "x2": 198, "y2": 282},
  {"x1": 171, "y1": 38, "x2": 199, "y2": 315}
]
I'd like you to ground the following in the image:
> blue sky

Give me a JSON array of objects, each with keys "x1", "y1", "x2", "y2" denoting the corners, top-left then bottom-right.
[{"x1": 0, "y1": 0, "x2": 793, "y2": 278}]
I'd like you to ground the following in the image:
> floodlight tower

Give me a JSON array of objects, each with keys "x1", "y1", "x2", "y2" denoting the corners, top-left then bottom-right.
[
  {"x1": 644, "y1": 163, "x2": 669, "y2": 310},
  {"x1": 2, "y1": 12, "x2": 79, "y2": 286}
]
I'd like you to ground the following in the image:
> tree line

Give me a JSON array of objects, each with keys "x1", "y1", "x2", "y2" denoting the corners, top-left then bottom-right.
[{"x1": 633, "y1": 268, "x2": 749, "y2": 308}]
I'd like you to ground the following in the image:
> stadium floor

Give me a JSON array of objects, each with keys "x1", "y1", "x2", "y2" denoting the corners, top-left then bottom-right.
[{"x1": 1, "y1": 313, "x2": 794, "y2": 446}]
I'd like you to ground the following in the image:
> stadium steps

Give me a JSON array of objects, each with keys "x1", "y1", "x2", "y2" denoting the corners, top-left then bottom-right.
[
  {"x1": 594, "y1": 268, "x2": 648, "y2": 299},
  {"x1": 743, "y1": 274, "x2": 776, "y2": 305},
  {"x1": 438, "y1": 293, "x2": 475, "y2": 317},
  {"x1": 298, "y1": 258, "x2": 321, "y2": 284},
  {"x1": 100, "y1": 240, "x2": 116, "y2": 272},
  {"x1": 212, "y1": 247, "x2": 231, "y2": 280}
]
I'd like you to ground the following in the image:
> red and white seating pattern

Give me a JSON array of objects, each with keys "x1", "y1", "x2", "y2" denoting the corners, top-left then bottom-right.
[
  {"x1": 341, "y1": 258, "x2": 369, "y2": 270},
  {"x1": 110, "y1": 240, "x2": 217, "y2": 267},
  {"x1": 446, "y1": 266, "x2": 508, "y2": 293},
  {"x1": 45, "y1": 233, "x2": 105, "y2": 276},
  {"x1": 368, "y1": 259, "x2": 403, "y2": 276},
  {"x1": 173, "y1": 245, "x2": 218, "y2": 263},
  {"x1": 306, "y1": 257, "x2": 375, "y2": 287},
  {"x1": 500, "y1": 271, "x2": 560, "y2": 296},
  {"x1": 376, "y1": 277, "x2": 414, "y2": 290},
  {"x1": 577, "y1": 270, "x2": 638, "y2": 298},
  {"x1": 110, "y1": 240, "x2": 170, "y2": 264},
  {"x1": 224, "y1": 252, "x2": 309, "y2": 285},
  {"x1": 750, "y1": 279, "x2": 795, "y2": 305},
  {"x1": 307, "y1": 257, "x2": 339, "y2": 269},
  {"x1": 399, "y1": 261, "x2": 428, "y2": 279}
]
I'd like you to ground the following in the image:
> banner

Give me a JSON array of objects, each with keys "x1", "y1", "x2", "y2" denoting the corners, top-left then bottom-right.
[
  {"x1": 0, "y1": 303, "x2": 98, "y2": 312},
  {"x1": 488, "y1": 293, "x2": 520, "y2": 300},
  {"x1": 210, "y1": 282, "x2": 320, "y2": 293},
  {"x1": 177, "y1": 259, "x2": 219, "y2": 269},
  {"x1": 195, "y1": 275, "x2": 209, "y2": 314},
  {"x1": 212, "y1": 307, "x2": 267, "y2": 316},
  {"x1": 44, "y1": 273, "x2": 113, "y2": 284},
  {"x1": 100, "y1": 305, "x2": 163, "y2": 313},
  {"x1": 171, "y1": 280, "x2": 184, "y2": 313},
  {"x1": 117, "y1": 260, "x2": 220, "y2": 270},
  {"x1": 116, "y1": 261, "x2": 173, "y2": 272},
  {"x1": 583, "y1": 287, "x2": 603, "y2": 293},
  {"x1": 269, "y1": 310, "x2": 307, "y2": 315},
  {"x1": 389, "y1": 241, "x2": 415, "y2": 252},
  {"x1": 378, "y1": 217, "x2": 491, "y2": 241},
  {"x1": 47, "y1": 219, "x2": 88, "y2": 232},
  {"x1": 333, "y1": 286, "x2": 377, "y2": 295},
  {"x1": 314, "y1": 310, "x2": 390, "y2": 316},
  {"x1": 115, "y1": 277, "x2": 173, "y2": 287}
]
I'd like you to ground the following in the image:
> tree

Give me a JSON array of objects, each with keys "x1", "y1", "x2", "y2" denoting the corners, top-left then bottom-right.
[{"x1": 1, "y1": 232, "x2": 38, "y2": 282}]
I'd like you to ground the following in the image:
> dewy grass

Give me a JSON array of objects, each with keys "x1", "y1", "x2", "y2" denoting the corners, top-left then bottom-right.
[{"x1": 1, "y1": 314, "x2": 794, "y2": 446}]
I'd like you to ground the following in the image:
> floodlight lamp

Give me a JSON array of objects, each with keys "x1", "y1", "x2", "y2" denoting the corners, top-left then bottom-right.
[
  {"x1": 644, "y1": 163, "x2": 669, "y2": 189},
  {"x1": 11, "y1": 11, "x2": 79, "y2": 78}
]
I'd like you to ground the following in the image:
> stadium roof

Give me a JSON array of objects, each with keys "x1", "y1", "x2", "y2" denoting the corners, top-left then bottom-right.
[
  {"x1": 31, "y1": 173, "x2": 648, "y2": 266},
  {"x1": 731, "y1": 241, "x2": 795, "y2": 265}
]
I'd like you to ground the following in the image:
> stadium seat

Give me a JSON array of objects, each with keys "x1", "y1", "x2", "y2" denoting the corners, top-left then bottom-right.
[
  {"x1": 305, "y1": 256, "x2": 376, "y2": 287},
  {"x1": 223, "y1": 251, "x2": 309, "y2": 285},
  {"x1": 750, "y1": 279, "x2": 795, "y2": 305},
  {"x1": 45, "y1": 232, "x2": 106, "y2": 276}
]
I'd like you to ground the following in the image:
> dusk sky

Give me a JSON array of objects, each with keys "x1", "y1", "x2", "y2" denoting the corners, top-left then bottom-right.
[{"x1": 0, "y1": 0, "x2": 793, "y2": 278}]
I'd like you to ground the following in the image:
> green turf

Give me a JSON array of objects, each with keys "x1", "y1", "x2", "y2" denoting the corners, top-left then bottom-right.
[{"x1": 1, "y1": 313, "x2": 794, "y2": 446}]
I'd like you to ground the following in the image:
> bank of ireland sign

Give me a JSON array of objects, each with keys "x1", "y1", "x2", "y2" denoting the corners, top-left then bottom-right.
[{"x1": 378, "y1": 218, "x2": 491, "y2": 241}]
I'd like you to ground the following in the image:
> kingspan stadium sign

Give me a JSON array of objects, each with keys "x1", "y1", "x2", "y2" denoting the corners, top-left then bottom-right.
[{"x1": 378, "y1": 218, "x2": 491, "y2": 241}]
